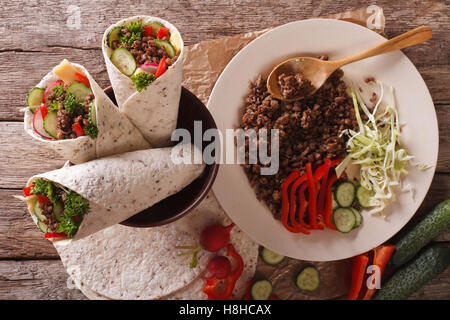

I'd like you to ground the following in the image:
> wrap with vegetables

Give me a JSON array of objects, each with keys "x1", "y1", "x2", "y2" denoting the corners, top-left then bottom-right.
[
  {"x1": 15, "y1": 146, "x2": 205, "y2": 240},
  {"x1": 102, "y1": 16, "x2": 183, "y2": 147},
  {"x1": 53, "y1": 193, "x2": 259, "y2": 300},
  {"x1": 24, "y1": 59, "x2": 150, "y2": 164}
]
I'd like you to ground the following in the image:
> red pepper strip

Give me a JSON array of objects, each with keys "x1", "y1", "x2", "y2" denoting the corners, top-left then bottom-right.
[
  {"x1": 38, "y1": 195, "x2": 51, "y2": 205},
  {"x1": 44, "y1": 232, "x2": 67, "y2": 239},
  {"x1": 362, "y1": 244, "x2": 395, "y2": 300},
  {"x1": 281, "y1": 171, "x2": 309, "y2": 234},
  {"x1": 289, "y1": 175, "x2": 310, "y2": 234},
  {"x1": 347, "y1": 252, "x2": 369, "y2": 300},
  {"x1": 73, "y1": 123, "x2": 85, "y2": 137},
  {"x1": 74, "y1": 72, "x2": 90, "y2": 88},
  {"x1": 324, "y1": 174, "x2": 338, "y2": 230},
  {"x1": 23, "y1": 186, "x2": 33, "y2": 197},
  {"x1": 317, "y1": 159, "x2": 331, "y2": 216},
  {"x1": 329, "y1": 158, "x2": 343, "y2": 168},
  {"x1": 155, "y1": 56, "x2": 167, "y2": 78},
  {"x1": 40, "y1": 103, "x2": 48, "y2": 119},
  {"x1": 305, "y1": 163, "x2": 324, "y2": 229},
  {"x1": 157, "y1": 27, "x2": 169, "y2": 39},
  {"x1": 298, "y1": 183, "x2": 311, "y2": 229},
  {"x1": 143, "y1": 25, "x2": 153, "y2": 37},
  {"x1": 203, "y1": 243, "x2": 244, "y2": 300}
]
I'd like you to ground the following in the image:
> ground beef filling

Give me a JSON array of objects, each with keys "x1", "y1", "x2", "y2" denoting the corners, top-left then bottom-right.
[
  {"x1": 111, "y1": 31, "x2": 179, "y2": 67},
  {"x1": 240, "y1": 68, "x2": 367, "y2": 218},
  {"x1": 46, "y1": 86, "x2": 94, "y2": 140},
  {"x1": 278, "y1": 73, "x2": 314, "y2": 99},
  {"x1": 39, "y1": 187, "x2": 65, "y2": 232}
]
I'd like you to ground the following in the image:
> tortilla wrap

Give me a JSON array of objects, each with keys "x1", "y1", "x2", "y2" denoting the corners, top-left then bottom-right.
[
  {"x1": 27, "y1": 146, "x2": 205, "y2": 240},
  {"x1": 55, "y1": 192, "x2": 259, "y2": 300},
  {"x1": 24, "y1": 61, "x2": 151, "y2": 164},
  {"x1": 102, "y1": 16, "x2": 184, "y2": 147}
]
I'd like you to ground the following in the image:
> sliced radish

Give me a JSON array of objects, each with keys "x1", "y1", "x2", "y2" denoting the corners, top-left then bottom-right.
[
  {"x1": 139, "y1": 63, "x2": 158, "y2": 74},
  {"x1": 32, "y1": 108, "x2": 53, "y2": 140},
  {"x1": 43, "y1": 80, "x2": 64, "y2": 103}
]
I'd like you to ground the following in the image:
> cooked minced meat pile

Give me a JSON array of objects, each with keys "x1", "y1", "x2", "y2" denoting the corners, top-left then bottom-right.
[
  {"x1": 277, "y1": 73, "x2": 314, "y2": 99},
  {"x1": 240, "y1": 67, "x2": 367, "y2": 218}
]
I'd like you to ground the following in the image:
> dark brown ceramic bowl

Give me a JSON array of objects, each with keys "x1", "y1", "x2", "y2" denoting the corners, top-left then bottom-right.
[{"x1": 103, "y1": 86, "x2": 219, "y2": 228}]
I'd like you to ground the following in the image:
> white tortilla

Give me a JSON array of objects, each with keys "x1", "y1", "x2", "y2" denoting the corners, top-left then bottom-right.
[
  {"x1": 24, "y1": 61, "x2": 151, "y2": 164},
  {"x1": 102, "y1": 16, "x2": 184, "y2": 147},
  {"x1": 59, "y1": 192, "x2": 259, "y2": 300},
  {"x1": 27, "y1": 146, "x2": 205, "y2": 240}
]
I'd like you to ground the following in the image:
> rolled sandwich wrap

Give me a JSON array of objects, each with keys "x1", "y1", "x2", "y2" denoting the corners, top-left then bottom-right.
[
  {"x1": 24, "y1": 59, "x2": 150, "y2": 164},
  {"x1": 20, "y1": 146, "x2": 205, "y2": 240},
  {"x1": 54, "y1": 193, "x2": 259, "y2": 300},
  {"x1": 102, "y1": 16, "x2": 184, "y2": 147}
]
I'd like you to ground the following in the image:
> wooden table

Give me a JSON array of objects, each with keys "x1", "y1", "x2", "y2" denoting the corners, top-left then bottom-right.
[{"x1": 0, "y1": 0, "x2": 448, "y2": 300}]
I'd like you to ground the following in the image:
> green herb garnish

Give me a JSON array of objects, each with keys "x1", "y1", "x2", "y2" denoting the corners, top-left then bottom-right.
[
  {"x1": 47, "y1": 101, "x2": 60, "y2": 113},
  {"x1": 52, "y1": 83, "x2": 64, "y2": 98},
  {"x1": 119, "y1": 21, "x2": 144, "y2": 47},
  {"x1": 30, "y1": 178, "x2": 60, "y2": 204},
  {"x1": 64, "y1": 92, "x2": 84, "y2": 115},
  {"x1": 83, "y1": 124, "x2": 98, "y2": 139},
  {"x1": 56, "y1": 191, "x2": 90, "y2": 237},
  {"x1": 131, "y1": 72, "x2": 156, "y2": 92}
]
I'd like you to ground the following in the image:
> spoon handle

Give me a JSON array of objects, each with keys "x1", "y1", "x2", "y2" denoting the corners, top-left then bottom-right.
[{"x1": 331, "y1": 26, "x2": 432, "y2": 68}]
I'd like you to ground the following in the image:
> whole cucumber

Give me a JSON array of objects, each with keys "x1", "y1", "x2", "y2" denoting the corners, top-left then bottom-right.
[
  {"x1": 374, "y1": 243, "x2": 450, "y2": 300},
  {"x1": 392, "y1": 199, "x2": 450, "y2": 267}
]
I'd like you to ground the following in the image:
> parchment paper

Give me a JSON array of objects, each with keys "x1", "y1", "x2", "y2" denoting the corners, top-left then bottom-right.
[{"x1": 179, "y1": 5, "x2": 385, "y2": 300}]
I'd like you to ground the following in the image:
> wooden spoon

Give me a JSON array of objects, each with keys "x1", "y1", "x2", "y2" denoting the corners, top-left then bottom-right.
[{"x1": 267, "y1": 26, "x2": 432, "y2": 101}]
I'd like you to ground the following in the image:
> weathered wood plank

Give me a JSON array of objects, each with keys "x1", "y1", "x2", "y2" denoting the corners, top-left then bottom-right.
[
  {"x1": 0, "y1": 259, "x2": 447, "y2": 300},
  {"x1": 0, "y1": 105, "x2": 448, "y2": 189},
  {"x1": 1, "y1": 174, "x2": 449, "y2": 259},
  {"x1": 0, "y1": 0, "x2": 449, "y2": 121},
  {"x1": 0, "y1": 260, "x2": 86, "y2": 300}
]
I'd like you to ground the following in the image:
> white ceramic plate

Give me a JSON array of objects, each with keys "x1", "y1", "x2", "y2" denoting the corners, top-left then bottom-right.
[{"x1": 207, "y1": 19, "x2": 438, "y2": 261}]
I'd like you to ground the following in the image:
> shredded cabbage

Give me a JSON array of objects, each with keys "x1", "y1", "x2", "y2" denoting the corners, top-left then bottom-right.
[{"x1": 335, "y1": 81, "x2": 416, "y2": 216}]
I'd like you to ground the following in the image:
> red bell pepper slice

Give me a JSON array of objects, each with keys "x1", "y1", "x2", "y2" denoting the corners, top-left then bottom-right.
[
  {"x1": 298, "y1": 183, "x2": 311, "y2": 229},
  {"x1": 324, "y1": 174, "x2": 338, "y2": 230},
  {"x1": 157, "y1": 27, "x2": 169, "y2": 39},
  {"x1": 143, "y1": 25, "x2": 153, "y2": 37},
  {"x1": 281, "y1": 170, "x2": 309, "y2": 234},
  {"x1": 289, "y1": 175, "x2": 310, "y2": 234},
  {"x1": 316, "y1": 159, "x2": 331, "y2": 215},
  {"x1": 38, "y1": 195, "x2": 51, "y2": 205},
  {"x1": 44, "y1": 232, "x2": 67, "y2": 239},
  {"x1": 73, "y1": 123, "x2": 85, "y2": 137},
  {"x1": 155, "y1": 56, "x2": 167, "y2": 78},
  {"x1": 203, "y1": 243, "x2": 244, "y2": 300},
  {"x1": 40, "y1": 103, "x2": 48, "y2": 120},
  {"x1": 75, "y1": 72, "x2": 90, "y2": 88},
  {"x1": 347, "y1": 252, "x2": 369, "y2": 300},
  {"x1": 362, "y1": 244, "x2": 395, "y2": 300},
  {"x1": 305, "y1": 163, "x2": 324, "y2": 229},
  {"x1": 23, "y1": 186, "x2": 33, "y2": 197}
]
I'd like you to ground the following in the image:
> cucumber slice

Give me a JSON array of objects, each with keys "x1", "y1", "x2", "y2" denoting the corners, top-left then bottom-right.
[
  {"x1": 260, "y1": 247, "x2": 285, "y2": 265},
  {"x1": 110, "y1": 47, "x2": 137, "y2": 76},
  {"x1": 333, "y1": 208, "x2": 356, "y2": 233},
  {"x1": 107, "y1": 26, "x2": 122, "y2": 48},
  {"x1": 250, "y1": 280, "x2": 273, "y2": 300},
  {"x1": 392, "y1": 199, "x2": 450, "y2": 267},
  {"x1": 145, "y1": 22, "x2": 165, "y2": 37},
  {"x1": 27, "y1": 87, "x2": 45, "y2": 107},
  {"x1": 332, "y1": 193, "x2": 339, "y2": 210},
  {"x1": 33, "y1": 201, "x2": 47, "y2": 222},
  {"x1": 356, "y1": 185, "x2": 374, "y2": 208},
  {"x1": 296, "y1": 266, "x2": 320, "y2": 292},
  {"x1": 154, "y1": 39, "x2": 177, "y2": 58},
  {"x1": 67, "y1": 82, "x2": 92, "y2": 102},
  {"x1": 53, "y1": 201, "x2": 64, "y2": 222},
  {"x1": 37, "y1": 220, "x2": 49, "y2": 233},
  {"x1": 349, "y1": 207, "x2": 362, "y2": 229},
  {"x1": 335, "y1": 182, "x2": 356, "y2": 207},
  {"x1": 43, "y1": 112, "x2": 58, "y2": 139},
  {"x1": 89, "y1": 99, "x2": 97, "y2": 125}
]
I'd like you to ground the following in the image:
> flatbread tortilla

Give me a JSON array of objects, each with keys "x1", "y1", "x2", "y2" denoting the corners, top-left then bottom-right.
[
  {"x1": 24, "y1": 61, "x2": 151, "y2": 164},
  {"x1": 56, "y1": 192, "x2": 259, "y2": 300},
  {"x1": 27, "y1": 146, "x2": 205, "y2": 240},
  {"x1": 102, "y1": 16, "x2": 184, "y2": 147}
]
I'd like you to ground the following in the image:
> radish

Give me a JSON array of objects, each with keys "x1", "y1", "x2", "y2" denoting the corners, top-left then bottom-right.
[
  {"x1": 206, "y1": 256, "x2": 231, "y2": 280},
  {"x1": 43, "y1": 80, "x2": 64, "y2": 103},
  {"x1": 32, "y1": 108, "x2": 52, "y2": 140},
  {"x1": 139, "y1": 63, "x2": 158, "y2": 74}
]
